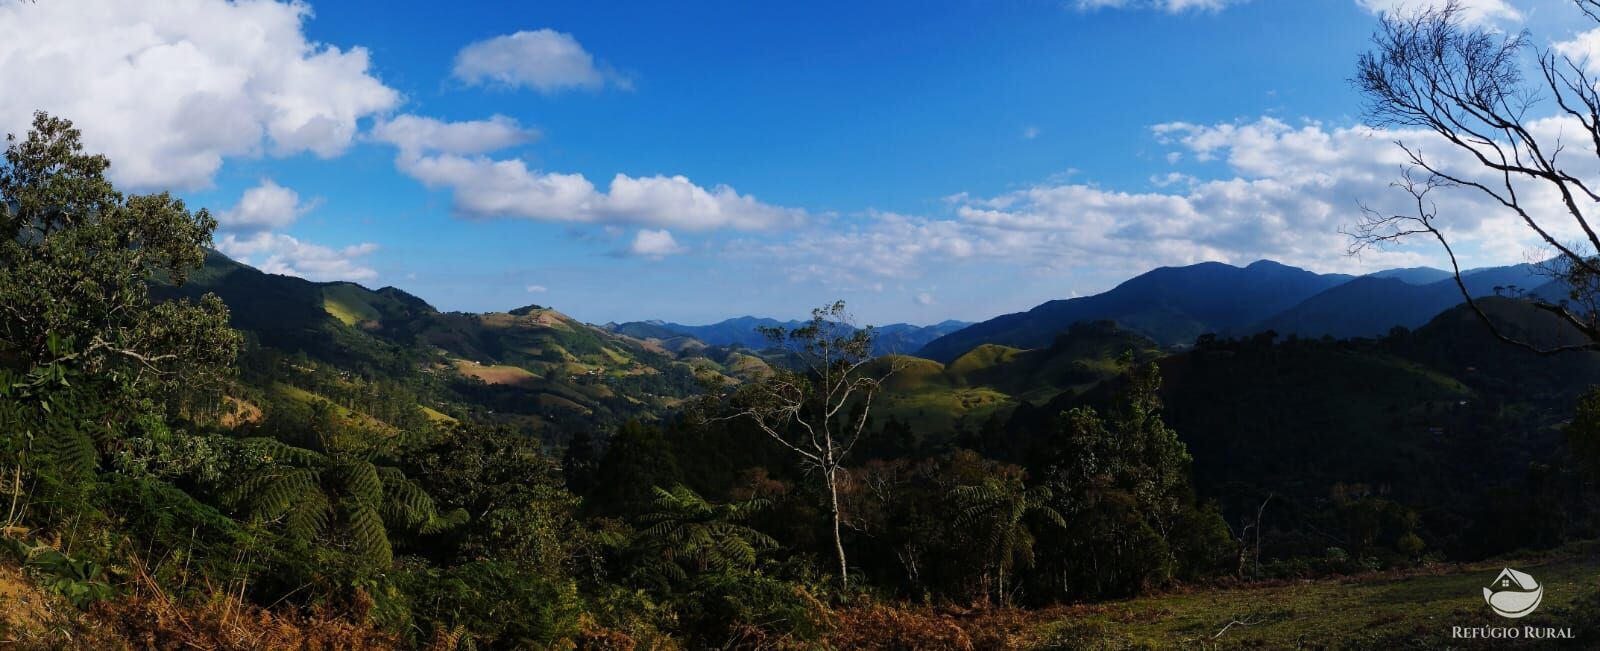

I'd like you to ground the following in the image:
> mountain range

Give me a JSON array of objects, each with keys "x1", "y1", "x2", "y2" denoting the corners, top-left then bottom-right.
[
  {"x1": 915, "y1": 259, "x2": 1558, "y2": 362},
  {"x1": 605, "y1": 317, "x2": 972, "y2": 356},
  {"x1": 159, "y1": 249, "x2": 1569, "y2": 423}
]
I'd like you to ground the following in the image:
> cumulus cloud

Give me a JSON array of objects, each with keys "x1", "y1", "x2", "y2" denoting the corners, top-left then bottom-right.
[
  {"x1": 218, "y1": 232, "x2": 379, "y2": 282},
  {"x1": 383, "y1": 124, "x2": 806, "y2": 230},
  {"x1": 1353, "y1": 0, "x2": 1521, "y2": 25},
  {"x1": 218, "y1": 179, "x2": 315, "y2": 232},
  {"x1": 370, "y1": 114, "x2": 535, "y2": 155},
  {"x1": 0, "y1": 0, "x2": 399, "y2": 190},
  {"x1": 525, "y1": 284, "x2": 548, "y2": 294},
  {"x1": 1555, "y1": 25, "x2": 1600, "y2": 77},
  {"x1": 452, "y1": 29, "x2": 624, "y2": 93},
  {"x1": 914, "y1": 290, "x2": 936, "y2": 306},
  {"x1": 752, "y1": 116, "x2": 1584, "y2": 289},
  {"x1": 627, "y1": 229, "x2": 688, "y2": 260}
]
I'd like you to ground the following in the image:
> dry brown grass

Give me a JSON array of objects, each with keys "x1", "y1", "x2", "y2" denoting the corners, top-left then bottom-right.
[
  {"x1": 827, "y1": 603, "x2": 1042, "y2": 651},
  {"x1": 219, "y1": 396, "x2": 264, "y2": 429},
  {"x1": 0, "y1": 559, "x2": 399, "y2": 651}
]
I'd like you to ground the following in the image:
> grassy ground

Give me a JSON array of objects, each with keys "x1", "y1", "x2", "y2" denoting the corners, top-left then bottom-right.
[
  {"x1": 417, "y1": 405, "x2": 457, "y2": 424},
  {"x1": 451, "y1": 359, "x2": 536, "y2": 386},
  {"x1": 1031, "y1": 548, "x2": 1600, "y2": 649},
  {"x1": 321, "y1": 284, "x2": 383, "y2": 326}
]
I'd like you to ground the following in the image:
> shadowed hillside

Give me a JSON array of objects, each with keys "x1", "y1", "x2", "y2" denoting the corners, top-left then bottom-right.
[
  {"x1": 1257, "y1": 263, "x2": 1552, "y2": 340},
  {"x1": 917, "y1": 260, "x2": 1351, "y2": 361}
]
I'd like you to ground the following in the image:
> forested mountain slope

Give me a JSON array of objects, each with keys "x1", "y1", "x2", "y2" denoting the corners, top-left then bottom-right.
[{"x1": 916, "y1": 260, "x2": 1351, "y2": 361}]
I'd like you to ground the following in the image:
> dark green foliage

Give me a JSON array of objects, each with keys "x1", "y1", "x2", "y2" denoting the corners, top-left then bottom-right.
[
  {"x1": 631, "y1": 485, "x2": 777, "y2": 587},
  {"x1": 587, "y1": 420, "x2": 684, "y2": 517},
  {"x1": 0, "y1": 113, "x2": 239, "y2": 411},
  {"x1": 1568, "y1": 387, "x2": 1600, "y2": 477},
  {"x1": 227, "y1": 431, "x2": 460, "y2": 570},
  {"x1": 623, "y1": 485, "x2": 828, "y2": 647},
  {"x1": 951, "y1": 477, "x2": 1066, "y2": 605},
  {"x1": 1023, "y1": 362, "x2": 1231, "y2": 600},
  {"x1": 393, "y1": 558, "x2": 583, "y2": 649}
]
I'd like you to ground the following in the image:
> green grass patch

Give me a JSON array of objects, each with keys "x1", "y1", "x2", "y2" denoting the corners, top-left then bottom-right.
[
  {"x1": 417, "y1": 405, "x2": 457, "y2": 424},
  {"x1": 321, "y1": 284, "x2": 382, "y2": 326},
  {"x1": 1033, "y1": 551, "x2": 1600, "y2": 649}
]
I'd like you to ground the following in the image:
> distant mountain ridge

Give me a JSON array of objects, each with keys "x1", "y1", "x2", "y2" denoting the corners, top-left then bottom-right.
[
  {"x1": 1256, "y1": 262, "x2": 1552, "y2": 340},
  {"x1": 916, "y1": 260, "x2": 1353, "y2": 362},
  {"x1": 916, "y1": 258, "x2": 1561, "y2": 362},
  {"x1": 605, "y1": 317, "x2": 972, "y2": 356}
]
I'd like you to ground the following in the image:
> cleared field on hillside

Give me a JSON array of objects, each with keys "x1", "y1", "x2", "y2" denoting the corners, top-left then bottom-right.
[{"x1": 452, "y1": 359, "x2": 536, "y2": 385}]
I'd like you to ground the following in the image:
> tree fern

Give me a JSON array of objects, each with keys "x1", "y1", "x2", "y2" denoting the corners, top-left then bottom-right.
[
  {"x1": 230, "y1": 432, "x2": 454, "y2": 568},
  {"x1": 633, "y1": 485, "x2": 776, "y2": 584},
  {"x1": 343, "y1": 501, "x2": 392, "y2": 566},
  {"x1": 41, "y1": 419, "x2": 97, "y2": 477},
  {"x1": 337, "y1": 460, "x2": 383, "y2": 505},
  {"x1": 953, "y1": 478, "x2": 1068, "y2": 605}
]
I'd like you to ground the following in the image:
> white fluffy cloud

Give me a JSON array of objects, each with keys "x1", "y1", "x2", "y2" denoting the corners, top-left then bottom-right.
[
  {"x1": 0, "y1": 0, "x2": 399, "y2": 190},
  {"x1": 218, "y1": 179, "x2": 314, "y2": 232},
  {"x1": 753, "y1": 115, "x2": 1586, "y2": 289},
  {"x1": 1353, "y1": 0, "x2": 1521, "y2": 25},
  {"x1": 452, "y1": 29, "x2": 623, "y2": 93},
  {"x1": 386, "y1": 123, "x2": 806, "y2": 230},
  {"x1": 627, "y1": 229, "x2": 688, "y2": 259},
  {"x1": 944, "y1": 117, "x2": 1569, "y2": 273},
  {"x1": 370, "y1": 114, "x2": 535, "y2": 155},
  {"x1": 1555, "y1": 27, "x2": 1600, "y2": 76},
  {"x1": 218, "y1": 232, "x2": 380, "y2": 282},
  {"x1": 525, "y1": 284, "x2": 549, "y2": 294}
]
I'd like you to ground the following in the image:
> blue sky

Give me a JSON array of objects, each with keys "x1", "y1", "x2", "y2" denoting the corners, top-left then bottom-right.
[{"x1": 0, "y1": 0, "x2": 1592, "y2": 324}]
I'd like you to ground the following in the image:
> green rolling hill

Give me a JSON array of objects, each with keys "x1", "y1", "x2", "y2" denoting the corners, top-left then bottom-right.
[{"x1": 152, "y1": 250, "x2": 760, "y2": 437}]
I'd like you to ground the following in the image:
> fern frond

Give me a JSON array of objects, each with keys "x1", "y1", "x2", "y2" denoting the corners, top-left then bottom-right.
[
  {"x1": 234, "y1": 437, "x2": 326, "y2": 466},
  {"x1": 42, "y1": 421, "x2": 97, "y2": 476},
  {"x1": 379, "y1": 470, "x2": 437, "y2": 529},
  {"x1": 243, "y1": 467, "x2": 321, "y2": 522},
  {"x1": 419, "y1": 508, "x2": 468, "y2": 535},
  {"x1": 337, "y1": 460, "x2": 383, "y2": 505},
  {"x1": 283, "y1": 487, "x2": 333, "y2": 543},
  {"x1": 343, "y1": 502, "x2": 393, "y2": 566}
]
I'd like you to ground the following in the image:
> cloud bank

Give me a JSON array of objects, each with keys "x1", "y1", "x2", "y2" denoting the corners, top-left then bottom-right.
[{"x1": 0, "y1": 0, "x2": 399, "y2": 189}]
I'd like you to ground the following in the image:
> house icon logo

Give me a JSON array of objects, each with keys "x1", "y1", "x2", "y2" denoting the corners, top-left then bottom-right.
[{"x1": 1483, "y1": 568, "x2": 1543, "y2": 619}]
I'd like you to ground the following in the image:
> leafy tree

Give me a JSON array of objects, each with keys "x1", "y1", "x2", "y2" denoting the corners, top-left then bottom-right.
[
  {"x1": 586, "y1": 419, "x2": 684, "y2": 517},
  {"x1": 562, "y1": 428, "x2": 599, "y2": 495},
  {"x1": 951, "y1": 477, "x2": 1065, "y2": 605},
  {"x1": 0, "y1": 113, "x2": 238, "y2": 486},
  {"x1": 1029, "y1": 362, "x2": 1228, "y2": 598},
  {"x1": 0, "y1": 112, "x2": 237, "y2": 406}
]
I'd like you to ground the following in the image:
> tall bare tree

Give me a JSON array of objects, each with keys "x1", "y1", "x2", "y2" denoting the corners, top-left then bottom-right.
[
  {"x1": 1351, "y1": 0, "x2": 1600, "y2": 353},
  {"x1": 709, "y1": 301, "x2": 900, "y2": 588}
]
